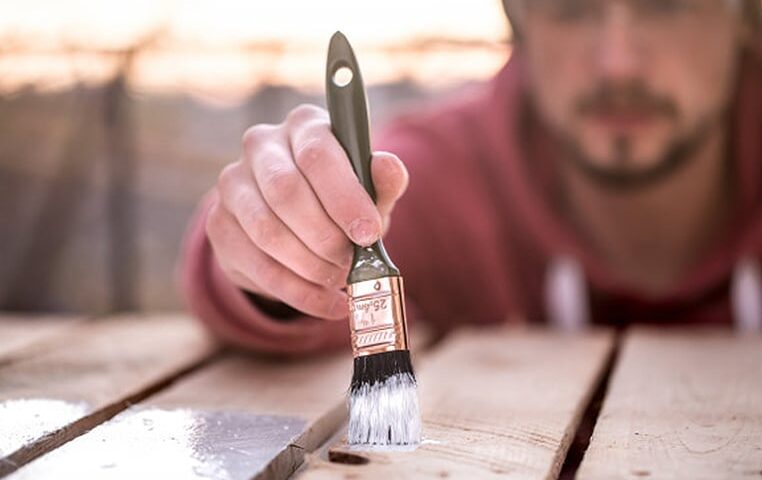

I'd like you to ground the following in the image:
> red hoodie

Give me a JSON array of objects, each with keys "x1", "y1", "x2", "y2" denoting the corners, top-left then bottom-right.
[{"x1": 179, "y1": 48, "x2": 762, "y2": 355}]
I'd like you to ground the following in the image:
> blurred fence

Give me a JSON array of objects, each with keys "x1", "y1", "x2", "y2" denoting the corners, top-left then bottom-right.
[{"x1": 0, "y1": 39, "x2": 506, "y2": 313}]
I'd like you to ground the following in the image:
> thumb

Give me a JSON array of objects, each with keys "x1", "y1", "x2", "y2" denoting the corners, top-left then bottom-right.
[{"x1": 370, "y1": 151, "x2": 409, "y2": 231}]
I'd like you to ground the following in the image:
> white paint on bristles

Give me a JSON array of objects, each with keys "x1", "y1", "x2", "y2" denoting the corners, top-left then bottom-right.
[{"x1": 348, "y1": 373, "x2": 421, "y2": 447}]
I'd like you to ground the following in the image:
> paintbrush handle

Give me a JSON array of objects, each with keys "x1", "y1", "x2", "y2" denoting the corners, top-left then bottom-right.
[
  {"x1": 326, "y1": 31, "x2": 376, "y2": 202},
  {"x1": 325, "y1": 31, "x2": 400, "y2": 283}
]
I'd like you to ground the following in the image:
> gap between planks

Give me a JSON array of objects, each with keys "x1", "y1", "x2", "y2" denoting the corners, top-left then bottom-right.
[
  {"x1": 557, "y1": 329, "x2": 623, "y2": 479},
  {"x1": 577, "y1": 327, "x2": 762, "y2": 480}
]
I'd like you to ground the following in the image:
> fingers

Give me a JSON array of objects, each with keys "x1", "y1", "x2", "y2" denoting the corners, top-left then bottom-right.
[
  {"x1": 206, "y1": 197, "x2": 349, "y2": 320},
  {"x1": 370, "y1": 151, "x2": 409, "y2": 230},
  {"x1": 217, "y1": 161, "x2": 348, "y2": 289},
  {"x1": 210, "y1": 103, "x2": 409, "y2": 321},
  {"x1": 206, "y1": 198, "x2": 265, "y2": 297},
  {"x1": 244, "y1": 122, "x2": 353, "y2": 268},
  {"x1": 287, "y1": 105, "x2": 384, "y2": 247}
]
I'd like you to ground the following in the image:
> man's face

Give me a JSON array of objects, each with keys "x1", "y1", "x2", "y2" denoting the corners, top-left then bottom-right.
[{"x1": 519, "y1": 0, "x2": 746, "y2": 186}]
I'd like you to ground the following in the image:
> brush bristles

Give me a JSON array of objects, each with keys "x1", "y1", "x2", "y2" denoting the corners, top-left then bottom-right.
[{"x1": 348, "y1": 350, "x2": 421, "y2": 446}]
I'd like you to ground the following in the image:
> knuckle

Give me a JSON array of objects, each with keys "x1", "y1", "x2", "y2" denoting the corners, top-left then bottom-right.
[
  {"x1": 293, "y1": 138, "x2": 327, "y2": 173},
  {"x1": 241, "y1": 124, "x2": 276, "y2": 155},
  {"x1": 205, "y1": 200, "x2": 224, "y2": 239},
  {"x1": 216, "y1": 162, "x2": 240, "y2": 192},
  {"x1": 260, "y1": 165, "x2": 301, "y2": 203},
  {"x1": 286, "y1": 104, "x2": 325, "y2": 126},
  {"x1": 245, "y1": 207, "x2": 280, "y2": 249}
]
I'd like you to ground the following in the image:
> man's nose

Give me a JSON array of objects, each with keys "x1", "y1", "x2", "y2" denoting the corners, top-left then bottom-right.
[{"x1": 596, "y1": 3, "x2": 643, "y2": 82}]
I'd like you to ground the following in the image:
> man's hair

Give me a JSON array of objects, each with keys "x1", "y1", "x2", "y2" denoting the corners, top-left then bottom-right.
[{"x1": 502, "y1": 0, "x2": 762, "y2": 42}]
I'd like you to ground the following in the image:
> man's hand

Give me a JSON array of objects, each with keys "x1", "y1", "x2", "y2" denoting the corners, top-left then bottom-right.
[{"x1": 206, "y1": 104, "x2": 409, "y2": 320}]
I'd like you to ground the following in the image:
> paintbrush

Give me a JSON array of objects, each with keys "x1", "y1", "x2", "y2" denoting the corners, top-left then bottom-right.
[{"x1": 326, "y1": 31, "x2": 421, "y2": 446}]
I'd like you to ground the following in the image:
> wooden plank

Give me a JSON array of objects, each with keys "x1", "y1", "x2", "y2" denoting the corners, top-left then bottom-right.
[
  {"x1": 0, "y1": 313, "x2": 218, "y2": 475},
  {"x1": 6, "y1": 323, "x2": 433, "y2": 480},
  {"x1": 7, "y1": 354, "x2": 350, "y2": 480},
  {"x1": 578, "y1": 328, "x2": 762, "y2": 480},
  {"x1": 296, "y1": 326, "x2": 614, "y2": 480},
  {"x1": 0, "y1": 314, "x2": 83, "y2": 362}
]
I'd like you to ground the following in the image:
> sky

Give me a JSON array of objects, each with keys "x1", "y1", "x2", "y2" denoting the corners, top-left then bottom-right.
[{"x1": 0, "y1": 0, "x2": 512, "y2": 101}]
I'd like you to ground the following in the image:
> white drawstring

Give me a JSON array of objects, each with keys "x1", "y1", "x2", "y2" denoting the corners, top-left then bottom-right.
[
  {"x1": 545, "y1": 256, "x2": 590, "y2": 331},
  {"x1": 731, "y1": 258, "x2": 762, "y2": 333},
  {"x1": 545, "y1": 255, "x2": 762, "y2": 330}
]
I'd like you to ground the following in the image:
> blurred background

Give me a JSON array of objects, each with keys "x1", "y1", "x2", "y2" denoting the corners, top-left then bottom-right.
[{"x1": 0, "y1": 0, "x2": 512, "y2": 313}]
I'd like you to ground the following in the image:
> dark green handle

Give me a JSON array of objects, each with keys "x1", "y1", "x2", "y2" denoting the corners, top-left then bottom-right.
[
  {"x1": 326, "y1": 31, "x2": 376, "y2": 202},
  {"x1": 325, "y1": 31, "x2": 399, "y2": 282}
]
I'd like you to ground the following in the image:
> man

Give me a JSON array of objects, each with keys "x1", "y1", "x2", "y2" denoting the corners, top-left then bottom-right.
[{"x1": 181, "y1": 0, "x2": 762, "y2": 353}]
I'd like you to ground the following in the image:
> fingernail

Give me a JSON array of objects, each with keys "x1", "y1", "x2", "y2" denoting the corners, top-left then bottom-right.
[{"x1": 349, "y1": 218, "x2": 379, "y2": 246}]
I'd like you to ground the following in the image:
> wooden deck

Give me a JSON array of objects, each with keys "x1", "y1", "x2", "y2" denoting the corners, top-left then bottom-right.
[{"x1": 1, "y1": 313, "x2": 759, "y2": 479}]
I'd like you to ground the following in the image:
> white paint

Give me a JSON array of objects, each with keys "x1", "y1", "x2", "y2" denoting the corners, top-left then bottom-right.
[
  {"x1": 348, "y1": 373, "x2": 421, "y2": 447},
  {"x1": 0, "y1": 398, "x2": 90, "y2": 456}
]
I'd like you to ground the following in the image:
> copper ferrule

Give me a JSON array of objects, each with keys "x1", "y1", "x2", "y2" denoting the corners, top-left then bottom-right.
[{"x1": 347, "y1": 276, "x2": 409, "y2": 357}]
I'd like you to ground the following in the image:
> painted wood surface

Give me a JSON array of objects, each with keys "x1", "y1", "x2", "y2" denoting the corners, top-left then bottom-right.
[
  {"x1": 578, "y1": 328, "x2": 762, "y2": 480},
  {"x1": 0, "y1": 313, "x2": 218, "y2": 476}
]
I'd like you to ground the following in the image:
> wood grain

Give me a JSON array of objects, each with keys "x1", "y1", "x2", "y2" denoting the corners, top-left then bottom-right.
[
  {"x1": 297, "y1": 326, "x2": 614, "y2": 480},
  {"x1": 6, "y1": 322, "x2": 431, "y2": 480},
  {"x1": 0, "y1": 313, "x2": 218, "y2": 475},
  {"x1": 578, "y1": 328, "x2": 762, "y2": 479},
  {"x1": 0, "y1": 315, "x2": 83, "y2": 363}
]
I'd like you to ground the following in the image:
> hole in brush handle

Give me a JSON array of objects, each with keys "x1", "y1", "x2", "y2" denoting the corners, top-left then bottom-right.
[{"x1": 332, "y1": 66, "x2": 353, "y2": 87}]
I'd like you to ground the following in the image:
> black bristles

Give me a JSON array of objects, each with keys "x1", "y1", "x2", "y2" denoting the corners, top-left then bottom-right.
[{"x1": 350, "y1": 350, "x2": 416, "y2": 393}]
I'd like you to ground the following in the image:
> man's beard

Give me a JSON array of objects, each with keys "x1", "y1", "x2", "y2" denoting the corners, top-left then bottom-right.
[
  {"x1": 547, "y1": 81, "x2": 719, "y2": 190},
  {"x1": 559, "y1": 120, "x2": 716, "y2": 190}
]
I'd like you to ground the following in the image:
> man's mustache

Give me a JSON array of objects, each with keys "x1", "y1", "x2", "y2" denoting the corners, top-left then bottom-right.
[{"x1": 576, "y1": 82, "x2": 678, "y2": 118}]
